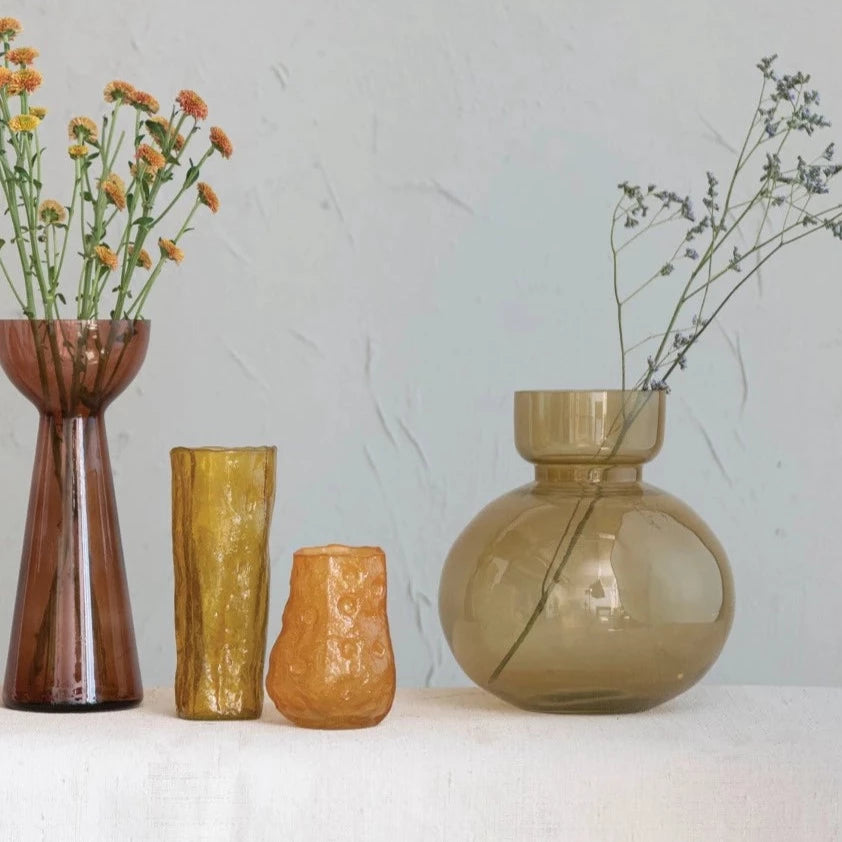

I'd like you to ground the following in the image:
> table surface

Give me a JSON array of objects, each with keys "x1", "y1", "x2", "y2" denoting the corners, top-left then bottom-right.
[{"x1": 0, "y1": 685, "x2": 839, "y2": 841}]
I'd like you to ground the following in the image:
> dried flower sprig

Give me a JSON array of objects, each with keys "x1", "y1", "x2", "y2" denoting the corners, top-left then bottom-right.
[
  {"x1": 489, "y1": 54, "x2": 842, "y2": 687},
  {"x1": 0, "y1": 17, "x2": 233, "y2": 320},
  {"x1": 610, "y1": 55, "x2": 842, "y2": 392}
]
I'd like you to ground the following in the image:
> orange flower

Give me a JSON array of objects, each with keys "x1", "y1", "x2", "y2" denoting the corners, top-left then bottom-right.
[
  {"x1": 136, "y1": 143, "x2": 165, "y2": 173},
  {"x1": 131, "y1": 90, "x2": 159, "y2": 114},
  {"x1": 0, "y1": 67, "x2": 12, "y2": 88},
  {"x1": 68, "y1": 144, "x2": 89, "y2": 159},
  {"x1": 38, "y1": 199, "x2": 66, "y2": 225},
  {"x1": 129, "y1": 162, "x2": 154, "y2": 181},
  {"x1": 197, "y1": 182, "x2": 220, "y2": 213},
  {"x1": 7, "y1": 46, "x2": 38, "y2": 66},
  {"x1": 103, "y1": 79, "x2": 135, "y2": 103},
  {"x1": 102, "y1": 173, "x2": 126, "y2": 210},
  {"x1": 0, "y1": 17, "x2": 22, "y2": 39},
  {"x1": 29, "y1": 106, "x2": 46, "y2": 119},
  {"x1": 7, "y1": 68, "x2": 42, "y2": 95},
  {"x1": 94, "y1": 245, "x2": 118, "y2": 271},
  {"x1": 158, "y1": 237, "x2": 184, "y2": 263},
  {"x1": 176, "y1": 88, "x2": 208, "y2": 120},
  {"x1": 209, "y1": 126, "x2": 233, "y2": 159},
  {"x1": 129, "y1": 244, "x2": 152, "y2": 270},
  {"x1": 68, "y1": 116, "x2": 98, "y2": 142}
]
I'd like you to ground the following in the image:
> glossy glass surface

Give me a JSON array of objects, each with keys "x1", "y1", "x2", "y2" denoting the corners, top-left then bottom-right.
[
  {"x1": 439, "y1": 390, "x2": 735, "y2": 713},
  {"x1": 0, "y1": 320, "x2": 148, "y2": 710},
  {"x1": 266, "y1": 545, "x2": 396, "y2": 729},
  {"x1": 171, "y1": 446, "x2": 276, "y2": 720}
]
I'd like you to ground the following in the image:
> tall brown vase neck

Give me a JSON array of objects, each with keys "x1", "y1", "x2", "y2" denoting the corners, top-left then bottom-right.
[{"x1": 534, "y1": 464, "x2": 643, "y2": 486}]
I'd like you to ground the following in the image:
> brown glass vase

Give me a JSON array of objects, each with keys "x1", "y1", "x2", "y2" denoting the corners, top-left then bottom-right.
[
  {"x1": 266, "y1": 545, "x2": 396, "y2": 729},
  {"x1": 0, "y1": 319, "x2": 148, "y2": 711}
]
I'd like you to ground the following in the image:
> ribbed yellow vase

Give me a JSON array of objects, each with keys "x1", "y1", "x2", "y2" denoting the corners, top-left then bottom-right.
[{"x1": 171, "y1": 446, "x2": 276, "y2": 720}]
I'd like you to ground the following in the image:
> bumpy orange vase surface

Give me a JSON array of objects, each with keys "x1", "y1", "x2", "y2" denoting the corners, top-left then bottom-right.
[{"x1": 266, "y1": 545, "x2": 396, "y2": 729}]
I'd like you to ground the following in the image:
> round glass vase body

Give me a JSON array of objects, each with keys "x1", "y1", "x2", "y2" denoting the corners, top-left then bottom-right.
[{"x1": 439, "y1": 390, "x2": 734, "y2": 714}]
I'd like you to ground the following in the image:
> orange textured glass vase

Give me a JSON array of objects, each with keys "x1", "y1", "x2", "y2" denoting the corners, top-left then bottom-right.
[
  {"x1": 266, "y1": 545, "x2": 396, "y2": 729},
  {"x1": 0, "y1": 320, "x2": 147, "y2": 710}
]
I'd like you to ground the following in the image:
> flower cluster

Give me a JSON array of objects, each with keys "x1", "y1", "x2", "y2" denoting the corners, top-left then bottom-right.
[
  {"x1": 0, "y1": 17, "x2": 234, "y2": 320},
  {"x1": 610, "y1": 54, "x2": 842, "y2": 392}
]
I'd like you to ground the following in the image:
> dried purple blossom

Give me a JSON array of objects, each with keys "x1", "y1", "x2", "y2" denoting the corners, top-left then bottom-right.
[{"x1": 611, "y1": 53, "x2": 842, "y2": 394}]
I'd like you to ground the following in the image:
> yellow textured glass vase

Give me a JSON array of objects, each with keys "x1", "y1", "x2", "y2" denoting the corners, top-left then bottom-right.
[
  {"x1": 439, "y1": 390, "x2": 735, "y2": 714},
  {"x1": 171, "y1": 446, "x2": 276, "y2": 720}
]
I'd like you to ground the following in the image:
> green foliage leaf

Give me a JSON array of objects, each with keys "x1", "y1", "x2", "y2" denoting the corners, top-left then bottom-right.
[
  {"x1": 133, "y1": 216, "x2": 154, "y2": 227},
  {"x1": 145, "y1": 119, "x2": 167, "y2": 146},
  {"x1": 56, "y1": 292, "x2": 66, "y2": 304},
  {"x1": 183, "y1": 163, "x2": 200, "y2": 189}
]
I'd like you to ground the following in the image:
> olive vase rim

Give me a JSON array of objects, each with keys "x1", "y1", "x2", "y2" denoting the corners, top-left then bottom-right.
[
  {"x1": 514, "y1": 388, "x2": 664, "y2": 399},
  {"x1": 514, "y1": 389, "x2": 665, "y2": 465}
]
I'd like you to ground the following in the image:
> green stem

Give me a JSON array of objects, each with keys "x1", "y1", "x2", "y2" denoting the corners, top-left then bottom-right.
[
  {"x1": 17, "y1": 133, "x2": 53, "y2": 319},
  {"x1": 151, "y1": 147, "x2": 210, "y2": 226},
  {"x1": 610, "y1": 202, "x2": 626, "y2": 390},
  {"x1": 58, "y1": 159, "x2": 81, "y2": 285},
  {"x1": 129, "y1": 199, "x2": 200, "y2": 319},
  {"x1": 0, "y1": 252, "x2": 25, "y2": 309},
  {"x1": 0, "y1": 102, "x2": 37, "y2": 314},
  {"x1": 115, "y1": 129, "x2": 205, "y2": 317}
]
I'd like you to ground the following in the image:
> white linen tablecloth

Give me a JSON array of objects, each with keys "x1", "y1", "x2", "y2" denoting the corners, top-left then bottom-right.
[{"x1": 0, "y1": 686, "x2": 838, "y2": 841}]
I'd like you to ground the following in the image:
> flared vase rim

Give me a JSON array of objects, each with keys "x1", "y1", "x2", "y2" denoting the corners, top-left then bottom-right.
[
  {"x1": 294, "y1": 544, "x2": 385, "y2": 558},
  {"x1": 170, "y1": 445, "x2": 277, "y2": 454},
  {"x1": 515, "y1": 388, "x2": 664, "y2": 399},
  {"x1": 0, "y1": 318, "x2": 149, "y2": 326}
]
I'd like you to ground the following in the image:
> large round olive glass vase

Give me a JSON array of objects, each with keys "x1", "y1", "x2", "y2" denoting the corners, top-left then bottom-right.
[{"x1": 439, "y1": 390, "x2": 734, "y2": 713}]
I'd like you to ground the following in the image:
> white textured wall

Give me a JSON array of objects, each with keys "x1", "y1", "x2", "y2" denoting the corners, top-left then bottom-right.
[{"x1": 1, "y1": 0, "x2": 841, "y2": 688}]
